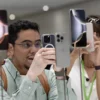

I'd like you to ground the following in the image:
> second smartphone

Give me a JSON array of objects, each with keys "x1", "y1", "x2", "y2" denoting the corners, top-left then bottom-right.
[
  {"x1": 70, "y1": 9, "x2": 87, "y2": 48},
  {"x1": 55, "y1": 32, "x2": 70, "y2": 68}
]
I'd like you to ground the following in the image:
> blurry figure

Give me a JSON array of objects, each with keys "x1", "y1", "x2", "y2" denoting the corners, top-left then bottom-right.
[
  {"x1": 69, "y1": 15, "x2": 100, "y2": 100},
  {"x1": 0, "y1": 20, "x2": 8, "y2": 49},
  {"x1": 0, "y1": 10, "x2": 8, "y2": 63},
  {"x1": 0, "y1": 20, "x2": 8, "y2": 43}
]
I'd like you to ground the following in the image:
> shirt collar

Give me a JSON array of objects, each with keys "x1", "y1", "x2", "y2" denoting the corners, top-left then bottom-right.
[{"x1": 3, "y1": 58, "x2": 20, "y2": 80}]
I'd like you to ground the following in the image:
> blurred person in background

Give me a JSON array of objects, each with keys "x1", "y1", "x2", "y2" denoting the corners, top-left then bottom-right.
[
  {"x1": 0, "y1": 11, "x2": 8, "y2": 64},
  {"x1": 68, "y1": 15, "x2": 100, "y2": 100}
]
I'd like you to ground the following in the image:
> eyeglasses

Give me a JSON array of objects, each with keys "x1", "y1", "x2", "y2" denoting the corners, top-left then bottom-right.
[
  {"x1": 87, "y1": 17, "x2": 100, "y2": 24},
  {"x1": 15, "y1": 41, "x2": 42, "y2": 49}
]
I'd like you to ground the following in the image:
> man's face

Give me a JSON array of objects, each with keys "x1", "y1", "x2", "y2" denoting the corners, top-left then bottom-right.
[{"x1": 11, "y1": 29, "x2": 41, "y2": 74}]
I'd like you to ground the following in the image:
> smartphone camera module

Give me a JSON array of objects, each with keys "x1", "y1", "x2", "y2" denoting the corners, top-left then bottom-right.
[
  {"x1": 44, "y1": 35, "x2": 51, "y2": 43},
  {"x1": 42, "y1": 34, "x2": 55, "y2": 48}
]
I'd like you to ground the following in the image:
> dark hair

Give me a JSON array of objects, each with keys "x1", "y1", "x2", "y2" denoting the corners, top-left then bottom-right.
[
  {"x1": 86, "y1": 15, "x2": 100, "y2": 37},
  {"x1": 8, "y1": 20, "x2": 40, "y2": 45}
]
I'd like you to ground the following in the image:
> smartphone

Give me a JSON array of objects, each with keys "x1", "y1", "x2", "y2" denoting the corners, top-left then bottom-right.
[
  {"x1": 41, "y1": 34, "x2": 55, "y2": 48},
  {"x1": 0, "y1": 10, "x2": 8, "y2": 62},
  {"x1": 70, "y1": 9, "x2": 87, "y2": 48},
  {"x1": 86, "y1": 23, "x2": 94, "y2": 52},
  {"x1": 41, "y1": 34, "x2": 55, "y2": 69},
  {"x1": 55, "y1": 32, "x2": 70, "y2": 68}
]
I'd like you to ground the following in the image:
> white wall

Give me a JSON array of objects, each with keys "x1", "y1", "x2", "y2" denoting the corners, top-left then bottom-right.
[
  {"x1": 16, "y1": 0, "x2": 100, "y2": 50},
  {"x1": 2, "y1": 0, "x2": 99, "y2": 61},
  {"x1": 20, "y1": 0, "x2": 100, "y2": 34}
]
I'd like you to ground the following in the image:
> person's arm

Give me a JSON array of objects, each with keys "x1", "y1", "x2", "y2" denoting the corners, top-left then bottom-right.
[
  {"x1": 95, "y1": 68, "x2": 100, "y2": 99},
  {"x1": 67, "y1": 47, "x2": 89, "y2": 75},
  {"x1": 0, "y1": 76, "x2": 39, "y2": 100},
  {"x1": 67, "y1": 53, "x2": 77, "y2": 75},
  {"x1": 66, "y1": 48, "x2": 80, "y2": 75},
  {"x1": 93, "y1": 35, "x2": 100, "y2": 99}
]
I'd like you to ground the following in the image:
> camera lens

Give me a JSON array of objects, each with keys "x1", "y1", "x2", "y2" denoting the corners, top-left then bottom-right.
[
  {"x1": 57, "y1": 39, "x2": 60, "y2": 42},
  {"x1": 61, "y1": 36, "x2": 64, "y2": 40},
  {"x1": 44, "y1": 35, "x2": 50, "y2": 43},
  {"x1": 57, "y1": 34, "x2": 60, "y2": 38}
]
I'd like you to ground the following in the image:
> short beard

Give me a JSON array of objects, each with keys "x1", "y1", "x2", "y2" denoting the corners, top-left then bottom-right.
[{"x1": 24, "y1": 65, "x2": 29, "y2": 70}]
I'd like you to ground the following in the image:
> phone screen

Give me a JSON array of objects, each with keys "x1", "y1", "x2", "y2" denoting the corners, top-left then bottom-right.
[
  {"x1": 0, "y1": 10, "x2": 8, "y2": 62},
  {"x1": 70, "y1": 9, "x2": 87, "y2": 47}
]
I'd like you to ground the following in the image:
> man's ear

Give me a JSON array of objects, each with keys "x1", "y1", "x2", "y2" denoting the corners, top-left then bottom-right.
[{"x1": 7, "y1": 43, "x2": 14, "y2": 58}]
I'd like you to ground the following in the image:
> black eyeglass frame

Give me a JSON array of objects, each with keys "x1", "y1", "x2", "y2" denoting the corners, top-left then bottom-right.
[{"x1": 15, "y1": 41, "x2": 42, "y2": 49}]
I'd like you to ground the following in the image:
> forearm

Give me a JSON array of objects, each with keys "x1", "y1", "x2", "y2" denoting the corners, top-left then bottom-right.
[
  {"x1": 96, "y1": 70, "x2": 100, "y2": 99},
  {"x1": 67, "y1": 56, "x2": 77, "y2": 75}
]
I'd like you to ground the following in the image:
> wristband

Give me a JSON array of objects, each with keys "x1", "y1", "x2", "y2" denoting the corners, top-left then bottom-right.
[
  {"x1": 56, "y1": 76, "x2": 66, "y2": 80},
  {"x1": 55, "y1": 68, "x2": 66, "y2": 76},
  {"x1": 95, "y1": 66, "x2": 100, "y2": 70},
  {"x1": 56, "y1": 76, "x2": 69, "y2": 80}
]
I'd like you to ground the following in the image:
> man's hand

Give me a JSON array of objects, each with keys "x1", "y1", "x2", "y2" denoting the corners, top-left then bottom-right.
[
  {"x1": 93, "y1": 34, "x2": 100, "y2": 66},
  {"x1": 27, "y1": 48, "x2": 56, "y2": 81},
  {"x1": 65, "y1": 43, "x2": 90, "y2": 75}
]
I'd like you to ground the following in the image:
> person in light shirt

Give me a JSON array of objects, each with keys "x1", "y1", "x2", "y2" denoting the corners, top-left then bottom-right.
[
  {"x1": 69, "y1": 15, "x2": 100, "y2": 100},
  {"x1": 0, "y1": 20, "x2": 77, "y2": 100}
]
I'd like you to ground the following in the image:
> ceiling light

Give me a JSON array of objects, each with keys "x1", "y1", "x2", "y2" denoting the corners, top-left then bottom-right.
[
  {"x1": 43, "y1": 5, "x2": 49, "y2": 11},
  {"x1": 9, "y1": 14, "x2": 16, "y2": 20}
]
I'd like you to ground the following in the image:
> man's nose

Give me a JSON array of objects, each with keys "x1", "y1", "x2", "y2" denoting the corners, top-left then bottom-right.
[{"x1": 30, "y1": 45, "x2": 40, "y2": 53}]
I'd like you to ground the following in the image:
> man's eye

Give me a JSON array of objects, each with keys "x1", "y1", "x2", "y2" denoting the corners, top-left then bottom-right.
[
  {"x1": 23, "y1": 43, "x2": 32, "y2": 48},
  {"x1": 35, "y1": 42, "x2": 41, "y2": 48}
]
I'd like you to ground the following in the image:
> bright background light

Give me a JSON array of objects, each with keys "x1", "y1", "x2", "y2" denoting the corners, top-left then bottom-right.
[
  {"x1": 9, "y1": 14, "x2": 16, "y2": 20},
  {"x1": 43, "y1": 5, "x2": 49, "y2": 11}
]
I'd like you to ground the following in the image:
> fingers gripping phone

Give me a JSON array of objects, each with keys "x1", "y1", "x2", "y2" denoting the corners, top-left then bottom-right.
[
  {"x1": 70, "y1": 9, "x2": 87, "y2": 48},
  {"x1": 41, "y1": 34, "x2": 55, "y2": 69}
]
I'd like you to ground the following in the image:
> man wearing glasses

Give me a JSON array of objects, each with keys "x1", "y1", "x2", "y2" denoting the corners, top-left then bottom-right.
[{"x1": 0, "y1": 20, "x2": 76, "y2": 100}]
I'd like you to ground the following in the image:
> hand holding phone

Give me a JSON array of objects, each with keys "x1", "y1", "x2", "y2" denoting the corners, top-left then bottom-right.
[
  {"x1": 41, "y1": 34, "x2": 55, "y2": 69},
  {"x1": 41, "y1": 33, "x2": 70, "y2": 68}
]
